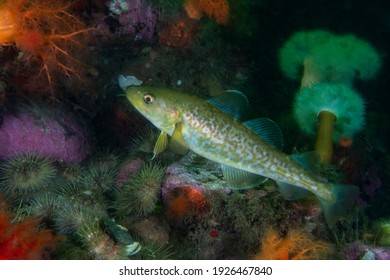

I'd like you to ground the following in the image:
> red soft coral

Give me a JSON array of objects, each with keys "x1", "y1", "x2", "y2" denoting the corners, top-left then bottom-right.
[
  {"x1": 0, "y1": 199, "x2": 58, "y2": 259},
  {"x1": 253, "y1": 228, "x2": 334, "y2": 260},
  {"x1": 0, "y1": 0, "x2": 92, "y2": 96}
]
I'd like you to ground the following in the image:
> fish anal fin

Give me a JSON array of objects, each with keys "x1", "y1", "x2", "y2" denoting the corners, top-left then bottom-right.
[
  {"x1": 221, "y1": 164, "x2": 268, "y2": 189},
  {"x1": 276, "y1": 181, "x2": 311, "y2": 200}
]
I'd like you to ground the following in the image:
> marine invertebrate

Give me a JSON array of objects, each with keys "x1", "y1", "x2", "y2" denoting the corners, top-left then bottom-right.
[
  {"x1": 165, "y1": 186, "x2": 209, "y2": 223},
  {"x1": 280, "y1": 31, "x2": 380, "y2": 163},
  {"x1": 279, "y1": 30, "x2": 381, "y2": 88},
  {"x1": 0, "y1": 106, "x2": 91, "y2": 163},
  {"x1": 53, "y1": 201, "x2": 105, "y2": 234},
  {"x1": 184, "y1": 0, "x2": 230, "y2": 25},
  {"x1": 0, "y1": 153, "x2": 56, "y2": 194},
  {"x1": 253, "y1": 228, "x2": 334, "y2": 260},
  {"x1": 103, "y1": 0, "x2": 158, "y2": 41},
  {"x1": 115, "y1": 163, "x2": 165, "y2": 217},
  {"x1": 26, "y1": 192, "x2": 65, "y2": 220},
  {"x1": 76, "y1": 222, "x2": 141, "y2": 260},
  {"x1": 293, "y1": 83, "x2": 365, "y2": 163},
  {"x1": 0, "y1": 0, "x2": 93, "y2": 95},
  {"x1": 0, "y1": 198, "x2": 58, "y2": 259},
  {"x1": 55, "y1": 182, "x2": 106, "y2": 208},
  {"x1": 80, "y1": 164, "x2": 118, "y2": 193}
]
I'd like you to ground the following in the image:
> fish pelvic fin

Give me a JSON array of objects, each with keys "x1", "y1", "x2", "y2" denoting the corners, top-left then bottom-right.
[{"x1": 318, "y1": 183, "x2": 359, "y2": 227}]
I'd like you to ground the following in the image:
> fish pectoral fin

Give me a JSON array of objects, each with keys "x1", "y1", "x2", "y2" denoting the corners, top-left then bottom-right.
[
  {"x1": 221, "y1": 165, "x2": 268, "y2": 189},
  {"x1": 276, "y1": 181, "x2": 311, "y2": 200},
  {"x1": 243, "y1": 118, "x2": 283, "y2": 150},
  {"x1": 153, "y1": 131, "x2": 169, "y2": 159},
  {"x1": 169, "y1": 123, "x2": 189, "y2": 155}
]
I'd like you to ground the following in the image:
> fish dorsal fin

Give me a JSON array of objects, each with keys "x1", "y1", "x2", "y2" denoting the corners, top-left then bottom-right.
[
  {"x1": 153, "y1": 131, "x2": 168, "y2": 159},
  {"x1": 207, "y1": 90, "x2": 248, "y2": 120},
  {"x1": 169, "y1": 122, "x2": 189, "y2": 155},
  {"x1": 221, "y1": 164, "x2": 268, "y2": 189},
  {"x1": 243, "y1": 118, "x2": 284, "y2": 150}
]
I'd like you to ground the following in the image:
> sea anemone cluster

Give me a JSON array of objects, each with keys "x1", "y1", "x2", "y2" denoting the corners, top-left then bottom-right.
[
  {"x1": 0, "y1": 143, "x2": 171, "y2": 259},
  {"x1": 279, "y1": 30, "x2": 381, "y2": 163}
]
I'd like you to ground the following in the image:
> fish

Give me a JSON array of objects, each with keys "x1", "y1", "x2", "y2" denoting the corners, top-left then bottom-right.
[{"x1": 125, "y1": 86, "x2": 359, "y2": 227}]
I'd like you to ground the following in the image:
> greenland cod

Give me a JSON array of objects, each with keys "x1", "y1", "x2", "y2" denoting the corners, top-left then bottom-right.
[{"x1": 125, "y1": 86, "x2": 359, "y2": 227}]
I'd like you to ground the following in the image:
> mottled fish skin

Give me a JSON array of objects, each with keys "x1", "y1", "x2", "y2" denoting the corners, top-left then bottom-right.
[{"x1": 126, "y1": 86, "x2": 334, "y2": 203}]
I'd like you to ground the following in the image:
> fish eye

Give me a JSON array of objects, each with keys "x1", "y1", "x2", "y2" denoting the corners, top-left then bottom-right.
[{"x1": 143, "y1": 93, "x2": 154, "y2": 104}]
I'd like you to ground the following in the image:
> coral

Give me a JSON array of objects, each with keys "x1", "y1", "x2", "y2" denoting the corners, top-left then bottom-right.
[
  {"x1": 0, "y1": 198, "x2": 58, "y2": 259},
  {"x1": 184, "y1": 0, "x2": 230, "y2": 25},
  {"x1": 0, "y1": 153, "x2": 56, "y2": 194},
  {"x1": 0, "y1": 0, "x2": 93, "y2": 95},
  {"x1": 0, "y1": 105, "x2": 91, "y2": 163},
  {"x1": 253, "y1": 228, "x2": 334, "y2": 260}
]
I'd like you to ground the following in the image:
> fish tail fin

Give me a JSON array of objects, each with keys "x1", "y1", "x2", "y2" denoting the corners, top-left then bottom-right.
[{"x1": 318, "y1": 183, "x2": 359, "y2": 227}]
